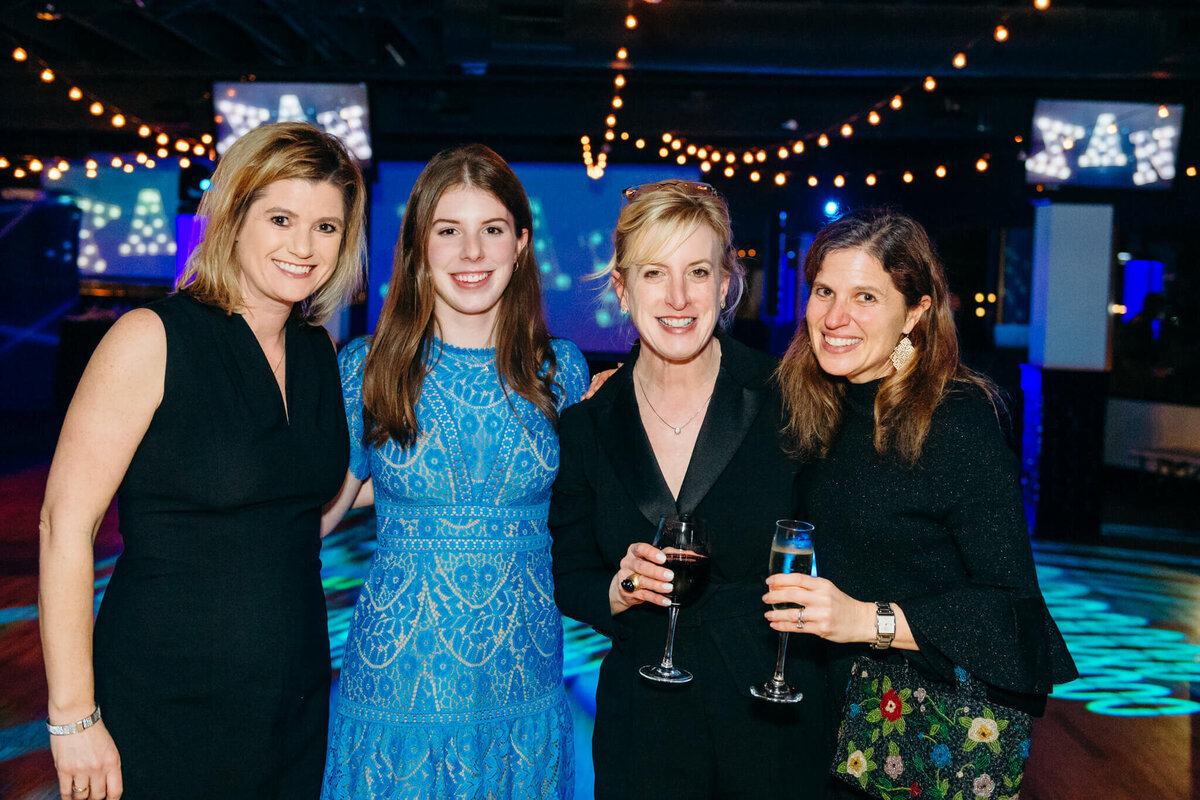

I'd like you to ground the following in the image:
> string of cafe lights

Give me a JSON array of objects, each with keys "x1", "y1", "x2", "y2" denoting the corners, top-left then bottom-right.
[
  {"x1": 583, "y1": 0, "x2": 1196, "y2": 188},
  {"x1": 1, "y1": 44, "x2": 215, "y2": 183}
]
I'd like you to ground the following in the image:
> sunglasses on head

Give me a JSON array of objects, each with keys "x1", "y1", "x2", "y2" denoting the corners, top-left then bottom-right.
[{"x1": 621, "y1": 180, "x2": 719, "y2": 203}]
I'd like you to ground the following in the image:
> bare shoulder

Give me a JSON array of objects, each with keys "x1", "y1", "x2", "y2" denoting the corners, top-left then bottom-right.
[{"x1": 69, "y1": 308, "x2": 166, "y2": 417}]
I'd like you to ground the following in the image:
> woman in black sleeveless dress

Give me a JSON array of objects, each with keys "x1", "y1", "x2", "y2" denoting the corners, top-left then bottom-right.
[{"x1": 39, "y1": 123, "x2": 367, "y2": 800}]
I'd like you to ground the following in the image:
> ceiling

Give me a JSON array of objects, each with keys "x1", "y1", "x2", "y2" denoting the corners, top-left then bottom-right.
[{"x1": 1, "y1": 0, "x2": 1198, "y2": 166}]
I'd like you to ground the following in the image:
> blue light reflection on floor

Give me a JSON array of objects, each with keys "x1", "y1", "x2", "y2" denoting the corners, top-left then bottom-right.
[{"x1": 1036, "y1": 542, "x2": 1200, "y2": 716}]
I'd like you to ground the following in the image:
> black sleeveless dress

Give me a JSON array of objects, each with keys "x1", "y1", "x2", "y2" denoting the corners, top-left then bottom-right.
[{"x1": 93, "y1": 293, "x2": 348, "y2": 799}]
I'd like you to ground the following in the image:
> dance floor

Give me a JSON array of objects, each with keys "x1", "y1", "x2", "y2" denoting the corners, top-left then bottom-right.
[{"x1": 2, "y1": 459, "x2": 1199, "y2": 799}]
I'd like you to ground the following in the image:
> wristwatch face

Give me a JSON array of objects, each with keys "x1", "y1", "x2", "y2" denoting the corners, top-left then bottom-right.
[{"x1": 877, "y1": 614, "x2": 896, "y2": 635}]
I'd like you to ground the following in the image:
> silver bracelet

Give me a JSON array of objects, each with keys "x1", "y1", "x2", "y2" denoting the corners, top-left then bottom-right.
[{"x1": 46, "y1": 705, "x2": 101, "y2": 736}]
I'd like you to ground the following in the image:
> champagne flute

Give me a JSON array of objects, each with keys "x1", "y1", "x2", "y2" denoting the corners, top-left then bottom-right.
[
  {"x1": 750, "y1": 519, "x2": 815, "y2": 703},
  {"x1": 638, "y1": 515, "x2": 711, "y2": 684}
]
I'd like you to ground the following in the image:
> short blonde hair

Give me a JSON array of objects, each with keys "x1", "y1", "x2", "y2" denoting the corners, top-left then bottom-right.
[
  {"x1": 177, "y1": 122, "x2": 366, "y2": 324},
  {"x1": 611, "y1": 180, "x2": 744, "y2": 328}
]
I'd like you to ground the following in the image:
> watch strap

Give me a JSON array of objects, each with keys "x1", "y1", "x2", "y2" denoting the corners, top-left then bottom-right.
[{"x1": 872, "y1": 601, "x2": 896, "y2": 650}]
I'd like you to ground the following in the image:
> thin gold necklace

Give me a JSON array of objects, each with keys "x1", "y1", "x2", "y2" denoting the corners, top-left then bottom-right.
[{"x1": 634, "y1": 368, "x2": 715, "y2": 435}]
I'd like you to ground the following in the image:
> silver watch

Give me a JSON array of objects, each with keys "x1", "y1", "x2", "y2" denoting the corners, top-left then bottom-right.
[{"x1": 872, "y1": 601, "x2": 895, "y2": 650}]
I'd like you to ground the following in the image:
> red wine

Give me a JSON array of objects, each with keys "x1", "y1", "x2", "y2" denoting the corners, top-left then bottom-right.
[{"x1": 664, "y1": 553, "x2": 710, "y2": 606}]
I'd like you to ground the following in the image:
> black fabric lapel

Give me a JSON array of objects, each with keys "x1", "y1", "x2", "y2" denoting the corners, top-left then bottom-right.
[
  {"x1": 674, "y1": 362, "x2": 765, "y2": 516},
  {"x1": 594, "y1": 363, "x2": 678, "y2": 528}
]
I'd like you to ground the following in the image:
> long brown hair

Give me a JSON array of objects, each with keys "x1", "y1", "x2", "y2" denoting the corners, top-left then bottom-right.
[
  {"x1": 360, "y1": 144, "x2": 558, "y2": 448},
  {"x1": 777, "y1": 208, "x2": 998, "y2": 465},
  {"x1": 178, "y1": 122, "x2": 366, "y2": 325}
]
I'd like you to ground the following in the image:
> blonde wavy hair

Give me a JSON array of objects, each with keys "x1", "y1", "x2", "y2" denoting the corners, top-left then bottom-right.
[
  {"x1": 177, "y1": 122, "x2": 366, "y2": 325},
  {"x1": 609, "y1": 180, "x2": 745, "y2": 329}
]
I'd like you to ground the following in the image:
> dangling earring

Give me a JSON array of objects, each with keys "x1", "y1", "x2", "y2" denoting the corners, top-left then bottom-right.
[
  {"x1": 620, "y1": 303, "x2": 629, "y2": 315},
  {"x1": 890, "y1": 334, "x2": 915, "y2": 371},
  {"x1": 513, "y1": 259, "x2": 519, "y2": 272},
  {"x1": 720, "y1": 297, "x2": 726, "y2": 310}
]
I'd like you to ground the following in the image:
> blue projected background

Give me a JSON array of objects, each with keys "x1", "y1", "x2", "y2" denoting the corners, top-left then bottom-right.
[
  {"x1": 55, "y1": 165, "x2": 181, "y2": 282},
  {"x1": 367, "y1": 162, "x2": 699, "y2": 354}
]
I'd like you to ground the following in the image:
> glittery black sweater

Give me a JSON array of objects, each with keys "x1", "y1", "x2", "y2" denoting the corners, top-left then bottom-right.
[{"x1": 799, "y1": 379, "x2": 1077, "y2": 715}]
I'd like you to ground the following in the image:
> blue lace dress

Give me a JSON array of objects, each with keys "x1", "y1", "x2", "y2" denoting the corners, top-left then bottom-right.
[{"x1": 322, "y1": 336, "x2": 588, "y2": 800}]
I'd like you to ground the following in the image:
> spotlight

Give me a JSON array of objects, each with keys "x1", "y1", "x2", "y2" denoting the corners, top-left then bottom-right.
[
  {"x1": 924, "y1": 76, "x2": 937, "y2": 91},
  {"x1": 41, "y1": 68, "x2": 54, "y2": 82},
  {"x1": 994, "y1": 25, "x2": 1009, "y2": 42},
  {"x1": 69, "y1": 87, "x2": 82, "y2": 100},
  {"x1": 824, "y1": 200, "x2": 840, "y2": 217},
  {"x1": 953, "y1": 53, "x2": 966, "y2": 69},
  {"x1": 12, "y1": 47, "x2": 27, "y2": 62}
]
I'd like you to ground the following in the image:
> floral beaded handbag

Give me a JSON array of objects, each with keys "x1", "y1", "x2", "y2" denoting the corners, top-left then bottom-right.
[{"x1": 832, "y1": 657, "x2": 1033, "y2": 800}]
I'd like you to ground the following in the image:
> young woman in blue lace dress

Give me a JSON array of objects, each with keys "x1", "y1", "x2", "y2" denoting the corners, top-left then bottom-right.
[{"x1": 320, "y1": 144, "x2": 588, "y2": 799}]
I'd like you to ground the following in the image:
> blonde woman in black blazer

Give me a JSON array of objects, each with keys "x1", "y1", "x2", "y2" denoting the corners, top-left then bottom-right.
[{"x1": 549, "y1": 181, "x2": 832, "y2": 800}]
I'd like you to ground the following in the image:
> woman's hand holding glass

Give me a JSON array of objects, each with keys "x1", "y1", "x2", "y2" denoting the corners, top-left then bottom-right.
[
  {"x1": 609, "y1": 541, "x2": 676, "y2": 615},
  {"x1": 762, "y1": 573, "x2": 876, "y2": 643}
]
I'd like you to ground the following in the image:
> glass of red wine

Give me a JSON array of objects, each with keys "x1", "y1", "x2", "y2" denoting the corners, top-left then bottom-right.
[
  {"x1": 750, "y1": 519, "x2": 815, "y2": 703},
  {"x1": 638, "y1": 515, "x2": 711, "y2": 684}
]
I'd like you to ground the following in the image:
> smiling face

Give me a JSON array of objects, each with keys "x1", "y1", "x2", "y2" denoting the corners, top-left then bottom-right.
[
  {"x1": 235, "y1": 178, "x2": 345, "y2": 316},
  {"x1": 614, "y1": 223, "x2": 730, "y2": 366},
  {"x1": 425, "y1": 185, "x2": 529, "y2": 345},
  {"x1": 806, "y1": 247, "x2": 930, "y2": 383}
]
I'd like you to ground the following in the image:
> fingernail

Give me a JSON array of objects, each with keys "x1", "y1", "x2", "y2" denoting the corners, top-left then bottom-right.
[
  {"x1": 664, "y1": 570, "x2": 674, "y2": 581},
  {"x1": 656, "y1": 553, "x2": 666, "y2": 563},
  {"x1": 663, "y1": 583, "x2": 673, "y2": 593}
]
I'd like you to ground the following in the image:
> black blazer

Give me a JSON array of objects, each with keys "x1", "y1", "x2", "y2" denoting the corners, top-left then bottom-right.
[
  {"x1": 550, "y1": 329, "x2": 831, "y2": 710},
  {"x1": 550, "y1": 331, "x2": 800, "y2": 639}
]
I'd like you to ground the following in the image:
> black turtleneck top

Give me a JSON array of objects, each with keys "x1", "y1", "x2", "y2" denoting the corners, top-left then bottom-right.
[{"x1": 799, "y1": 379, "x2": 1077, "y2": 715}]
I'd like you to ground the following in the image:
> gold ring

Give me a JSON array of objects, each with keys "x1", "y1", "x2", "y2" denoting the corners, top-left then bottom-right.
[
  {"x1": 630, "y1": 573, "x2": 642, "y2": 591},
  {"x1": 72, "y1": 785, "x2": 89, "y2": 795},
  {"x1": 797, "y1": 605, "x2": 806, "y2": 628}
]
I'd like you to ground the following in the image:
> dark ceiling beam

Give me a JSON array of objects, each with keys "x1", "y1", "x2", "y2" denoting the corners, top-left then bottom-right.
[
  {"x1": 256, "y1": 0, "x2": 339, "y2": 63},
  {"x1": 143, "y1": 3, "x2": 246, "y2": 63},
  {"x1": 374, "y1": 1, "x2": 440, "y2": 65},
  {"x1": 205, "y1": 0, "x2": 294, "y2": 67}
]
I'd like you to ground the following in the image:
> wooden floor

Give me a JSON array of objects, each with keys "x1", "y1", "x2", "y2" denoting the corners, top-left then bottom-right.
[{"x1": 2, "y1": 458, "x2": 1198, "y2": 799}]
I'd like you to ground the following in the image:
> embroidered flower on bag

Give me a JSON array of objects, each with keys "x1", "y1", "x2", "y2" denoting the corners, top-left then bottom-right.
[
  {"x1": 973, "y1": 773, "x2": 996, "y2": 798},
  {"x1": 960, "y1": 706, "x2": 1009, "y2": 754},
  {"x1": 954, "y1": 666, "x2": 969, "y2": 683},
  {"x1": 910, "y1": 781, "x2": 922, "y2": 796},
  {"x1": 847, "y1": 750, "x2": 868, "y2": 777},
  {"x1": 914, "y1": 687, "x2": 927, "y2": 703},
  {"x1": 880, "y1": 689, "x2": 905, "y2": 722},
  {"x1": 849, "y1": 702, "x2": 862, "y2": 718},
  {"x1": 968, "y1": 716, "x2": 1000, "y2": 743},
  {"x1": 930, "y1": 743, "x2": 952, "y2": 769},
  {"x1": 884, "y1": 755, "x2": 905, "y2": 780}
]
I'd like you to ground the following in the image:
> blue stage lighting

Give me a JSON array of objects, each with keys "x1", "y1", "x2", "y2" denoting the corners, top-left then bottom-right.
[{"x1": 824, "y1": 200, "x2": 839, "y2": 217}]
